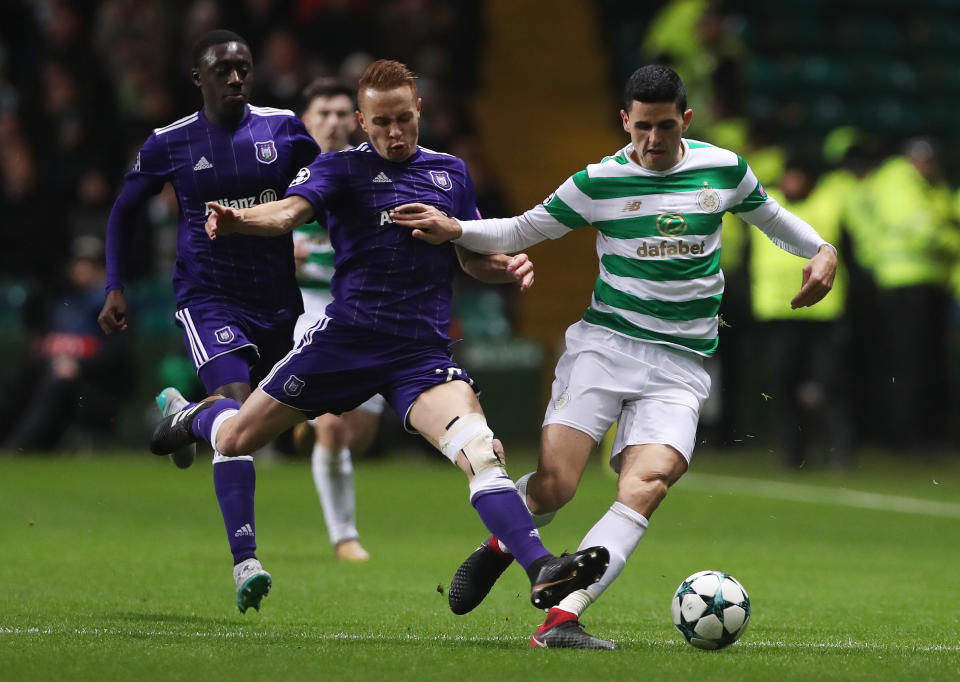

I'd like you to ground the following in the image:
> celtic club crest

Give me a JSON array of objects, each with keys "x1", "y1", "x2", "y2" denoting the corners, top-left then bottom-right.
[{"x1": 696, "y1": 183, "x2": 722, "y2": 213}]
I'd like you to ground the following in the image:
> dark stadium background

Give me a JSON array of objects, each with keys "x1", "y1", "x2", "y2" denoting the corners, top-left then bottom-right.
[{"x1": 2, "y1": 0, "x2": 959, "y2": 458}]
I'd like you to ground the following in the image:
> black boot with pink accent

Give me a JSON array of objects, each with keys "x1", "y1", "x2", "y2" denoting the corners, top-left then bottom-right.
[
  {"x1": 530, "y1": 607, "x2": 619, "y2": 650},
  {"x1": 448, "y1": 534, "x2": 514, "y2": 615}
]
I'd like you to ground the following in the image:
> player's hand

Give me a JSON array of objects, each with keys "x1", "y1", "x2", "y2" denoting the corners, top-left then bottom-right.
[
  {"x1": 52, "y1": 354, "x2": 80, "y2": 380},
  {"x1": 791, "y1": 243, "x2": 837, "y2": 309},
  {"x1": 205, "y1": 202, "x2": 243, "y2": 240},
  {"x1": 97, "y1": 289, "x2": 128, "y2": 334},
  {"x1": 507, "y1": 253, "x2": 534, "y2": 291},
  {"x1": 492, "y1": 437, "x2": 506, "y2": 465},
  {"x1": 390, "y1": 203, "x2": 462, "y2": 244}
]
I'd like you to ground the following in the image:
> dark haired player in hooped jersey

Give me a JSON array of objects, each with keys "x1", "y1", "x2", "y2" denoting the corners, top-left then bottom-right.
[
  {"x1": 99, "y1": 30, "x2": 319, "y2": 613},
  {"x1": 150, "y1": 59, "x2": 611, "y2": 629}
]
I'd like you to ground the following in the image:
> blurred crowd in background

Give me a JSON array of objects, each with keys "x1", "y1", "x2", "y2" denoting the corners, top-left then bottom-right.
[{"x1": 1, "y1": 0, "x2": 959, "y2": 467}]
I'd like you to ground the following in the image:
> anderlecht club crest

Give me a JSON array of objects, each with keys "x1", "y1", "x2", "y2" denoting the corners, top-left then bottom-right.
[
  {"x1": 429, "y1": 170, "x2": 452, "y2": 191},
  {"x1": 215, "y1": 326, "x2": 235, "y2": 344},
  {"x1": 283, "y1": 375, "x2": 305, "y2": 397},
  {"x1": 255, "y1": 140, "x2": 278, "y2": 165}
]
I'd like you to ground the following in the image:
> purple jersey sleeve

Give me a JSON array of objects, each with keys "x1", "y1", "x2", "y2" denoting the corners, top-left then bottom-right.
[
  {"x1": 104, "y1": 135, "x2": 169, "y2": 293},
  {"x1": 283, "y1": 152, "x2": 346, "y2": 219},
  {"x1": 284, "y1": 116, "x2": 321, "y2": 173},
  {"x1": 454, "y1": 159, "x2": 481, "y2": 221}
]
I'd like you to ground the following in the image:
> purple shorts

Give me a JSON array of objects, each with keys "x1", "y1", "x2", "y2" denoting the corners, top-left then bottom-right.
[
  {"x1": 175, "y1": 304, "x2": 298, "y2": 390},
  {"x1": 259, "y1": 318, "x2": 475, "y2": 431}
]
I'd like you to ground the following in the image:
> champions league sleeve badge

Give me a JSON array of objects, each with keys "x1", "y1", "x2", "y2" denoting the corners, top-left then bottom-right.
[
  {"x1": 429, "y1": 170, "x2": 452, "y2": 191},
  {"x1": 255, "y1": 140, "x2": 278, "y2": 165},
  {"x1": 289, "y1": 167, "x2": 310, "y2": 186},
  {"x1": 696, "y1": 182, "x2": 723, "y2": 213}
]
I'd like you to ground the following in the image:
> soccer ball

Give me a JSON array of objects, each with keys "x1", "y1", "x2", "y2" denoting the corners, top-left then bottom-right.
[{"x1": 671, "y1": 570, "x2": 750, "y2": 650}]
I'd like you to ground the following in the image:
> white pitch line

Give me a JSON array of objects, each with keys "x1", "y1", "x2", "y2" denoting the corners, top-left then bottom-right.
[
  {"x1": 680, "y1": 472, "x2": 960, "y2": 519},
  {"x1": 1, "y1": 628, "x2": 957, "y2": 652}
]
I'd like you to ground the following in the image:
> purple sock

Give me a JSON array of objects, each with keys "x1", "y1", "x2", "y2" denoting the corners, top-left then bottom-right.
[
  {"x1": 214, "y1": 458, "x2": 257, "y2": 564},
  {"x1": 471, "y1": 489, "x2": 550, "y2": 570},
  {"x1": 191, "y1": 398, "x2": 241, "y2": 443}
]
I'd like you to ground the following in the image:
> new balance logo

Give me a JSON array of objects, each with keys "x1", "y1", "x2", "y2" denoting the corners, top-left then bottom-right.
[
  {"x1": 234, "y1": 523, "x2": 254, "y2": 538},
  {"x1": 194, "y1": 156, "x2": 214, "y2": 171},
  {"x1": 372, "y1": 171, "x2": 392, "y2": 183}
]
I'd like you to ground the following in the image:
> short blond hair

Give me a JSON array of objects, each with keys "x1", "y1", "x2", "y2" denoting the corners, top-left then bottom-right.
[{"x1": 357, "y1": 59, "x2": 418, "y2": 97}]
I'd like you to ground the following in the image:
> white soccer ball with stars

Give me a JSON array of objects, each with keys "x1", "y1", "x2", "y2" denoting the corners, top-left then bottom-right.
[{"x1": 671, "y1": 570, "x2": 750, "y2": 650}]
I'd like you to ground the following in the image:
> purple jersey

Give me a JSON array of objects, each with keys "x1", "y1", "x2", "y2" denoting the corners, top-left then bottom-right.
[
  {"x1": 285, "y1": 143, "x2": 480, "y2": 343},
  {"x1": 106, "y1": 105, "x2": 319, "y2": 315}
]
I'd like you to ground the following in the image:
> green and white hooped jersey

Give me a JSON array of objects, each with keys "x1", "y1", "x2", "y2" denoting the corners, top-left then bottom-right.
[
  {"x1": 544, "y1": 140, "x2": 769, "y2": 357},
  {"x1": 294, "y1": 221, "x2": 335, "y2": 292}
]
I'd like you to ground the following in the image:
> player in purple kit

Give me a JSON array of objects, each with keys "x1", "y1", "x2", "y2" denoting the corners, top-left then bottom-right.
[
  {"x1": 99, "y1": 30, "x2": 319, "y2": 613},
  {"x1": 150, "y1": 59, "x2": 611, "y2": 626}
]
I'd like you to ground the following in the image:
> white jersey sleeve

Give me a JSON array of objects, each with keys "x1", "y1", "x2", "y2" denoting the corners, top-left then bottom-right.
[
  {"x1": 454, "y1": 204, "x2": 570, "y2": 254},
  {"x1": 740, "y1": 195, "x2": 831, "y2": 259},
  {"x1": 454, "y1": 175, "x2": 583, "y2": 254}
]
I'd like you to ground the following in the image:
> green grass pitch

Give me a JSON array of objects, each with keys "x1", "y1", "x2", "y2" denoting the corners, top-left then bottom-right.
[{"x1": 2, "y1": 448, "x2": 959, "y2": 681}]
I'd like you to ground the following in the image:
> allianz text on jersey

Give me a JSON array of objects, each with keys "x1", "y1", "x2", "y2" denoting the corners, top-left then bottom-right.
[{"x1": 204, "y1": 189, "x2": 278, "y2": 215}]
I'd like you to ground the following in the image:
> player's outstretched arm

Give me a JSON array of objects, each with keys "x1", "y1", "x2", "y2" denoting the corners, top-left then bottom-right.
[
  {"x1": 791, "y1": 244, "x2": 837, "y2": 309},
  {"x1": 456, "y1": 248, "x2": 534, "y2": 291},
  {"x1": 390, "y1": 203, "x2": 462, "y2": 244},
  {"x1": 205, "y1": 195, "x2": 314, "y2": 240},
  {"x1": 98, "y1": 289, "x2": 128, "y2": 334}
]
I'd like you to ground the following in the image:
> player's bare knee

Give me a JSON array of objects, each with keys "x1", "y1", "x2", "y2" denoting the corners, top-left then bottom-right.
[
  {"x1": 529, "y1": 470, "x2": 577, "y2": 512},
  {"x1": 618, "y1": 468, "x2": 672, "y2": 512},
  {"x1": 317, "y1": 413, "x2": 347, "y2": 450},
  {"x1": 214, "y1": 420, "x2": 255, "y2": 457},
  {"x1": 439, "y1": 413, "x2": 503, "y2": 476},
  {"x1": 213, "y1": 427, "x2": 242, "y2": 457},
  {"x1": 214, "y1": 382, "x2": 251, "y2": 403},
  {"x1": 213, "y1": 432, "x2": 238, "y2": 457}
]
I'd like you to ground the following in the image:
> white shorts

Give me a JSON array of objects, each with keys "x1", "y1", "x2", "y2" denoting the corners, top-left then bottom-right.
[
  {"x1": 543, "y1": 320, "x2": 710, "y2": 471},
  {"x1": 353, "y1": 393, "x2": 385, "y2": 415},
  {"x1": 294, "y1": 288, "x2": 333, "y2": 342},
  {"x1": 294, "y1": 288, "x2": 385, "y2": 416}
]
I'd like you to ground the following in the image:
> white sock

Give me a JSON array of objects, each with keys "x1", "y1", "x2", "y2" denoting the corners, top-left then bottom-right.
[
  {"x1": 516, "y1": 472, "x2": 556, "y2": 528},
  {"x1": 312, "y1": 444, "x2": 358, "y2": 545},
  {"x1": 468, "y1": 466, "x2": 514, "y2": 500},
  {"x1": 555, "y1": 501, "x2": 649, "y2": 616}
]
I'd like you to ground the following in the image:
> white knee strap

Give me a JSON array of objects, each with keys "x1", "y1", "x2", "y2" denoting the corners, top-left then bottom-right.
[
  {"x1": 438, "y1": 413, "x2": 502, "y2": 474},
  {"x1": 210, "y1": 408, "x2": 253, "y2": 463}
]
